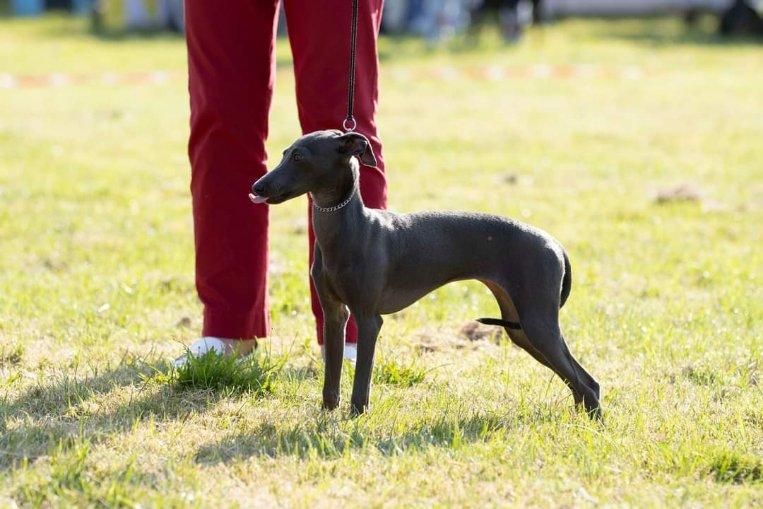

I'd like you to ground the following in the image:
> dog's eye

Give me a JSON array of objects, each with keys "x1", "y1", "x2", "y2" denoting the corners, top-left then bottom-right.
[{"x1": 292, "y1": 152, "x2": 303, "y2": 162}]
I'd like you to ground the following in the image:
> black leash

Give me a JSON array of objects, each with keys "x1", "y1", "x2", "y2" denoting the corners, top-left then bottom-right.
[{"x1": 343, "y1": 0, "x2": 359, "y2": 132}]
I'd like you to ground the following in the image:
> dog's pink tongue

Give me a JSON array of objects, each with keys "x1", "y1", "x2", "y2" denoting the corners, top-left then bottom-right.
[{"x1": 249, "y1": 193, "x2": 268, "y2": 204}]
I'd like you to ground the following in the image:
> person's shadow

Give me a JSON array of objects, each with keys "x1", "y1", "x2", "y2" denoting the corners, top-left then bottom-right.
[{"x1": 0, "y1": 353, "x2": 226, "y2": 468}]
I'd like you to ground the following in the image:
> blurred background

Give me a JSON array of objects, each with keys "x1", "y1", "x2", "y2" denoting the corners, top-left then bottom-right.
[{"x1": 2, "y1": 0, "x2": 762, "y2": 38}]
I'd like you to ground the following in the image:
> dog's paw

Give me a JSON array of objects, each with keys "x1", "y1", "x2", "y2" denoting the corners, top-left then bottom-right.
[
  {"x1": 322, "y1": 393, "x2": 340, "y2": 411},
  {"x1": 349, "y1": 401, "x2": 369, "y2": 417}
]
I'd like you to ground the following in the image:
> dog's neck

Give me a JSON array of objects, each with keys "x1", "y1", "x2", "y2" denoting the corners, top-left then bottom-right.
[
  {"x1": 310, "y1": 160, "x2": 366, "y2": 254},
  {"x1": 311, "y1": 159, "x2": 360, "y2": 210}
]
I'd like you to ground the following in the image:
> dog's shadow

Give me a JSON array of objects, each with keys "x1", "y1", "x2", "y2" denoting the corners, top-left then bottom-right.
[
  {"x1": 2, "y1": 355, "x2": 568, "y2": 468},
  {"x1": 194, "y1": 403, "x2": 564, "y2": 465}
]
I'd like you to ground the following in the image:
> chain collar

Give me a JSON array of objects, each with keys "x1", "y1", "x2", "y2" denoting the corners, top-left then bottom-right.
[{"x1": 311, "y1": 187, "x2": 357, "y2": 213}]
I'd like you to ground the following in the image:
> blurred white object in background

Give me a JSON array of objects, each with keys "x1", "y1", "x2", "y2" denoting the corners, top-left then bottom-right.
[{"x1": 541, "y1": 0, "x2": 734, "y2": 17}]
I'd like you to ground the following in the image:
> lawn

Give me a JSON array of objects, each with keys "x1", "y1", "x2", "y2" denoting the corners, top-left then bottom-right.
[{"x1": 1, "y1": 14, "x2": 761, "y2": 507}]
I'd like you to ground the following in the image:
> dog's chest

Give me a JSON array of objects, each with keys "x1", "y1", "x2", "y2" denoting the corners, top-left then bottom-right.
[{"x1": 321, "y1": 254, "x2": 375, "y2": 304}]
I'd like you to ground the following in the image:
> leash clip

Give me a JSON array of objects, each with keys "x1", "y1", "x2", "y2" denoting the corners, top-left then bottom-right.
[{"x1": 342, "y1": 117, "x2": 357, "y2": 132}]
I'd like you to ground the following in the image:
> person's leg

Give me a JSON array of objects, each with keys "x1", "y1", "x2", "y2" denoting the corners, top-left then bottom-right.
[
  {"x1": 185, "y1": 0, "x2": 280, "y2": 344},
  {"x1": 284, "y1": 0, "x2": 388, "y2": 345}
]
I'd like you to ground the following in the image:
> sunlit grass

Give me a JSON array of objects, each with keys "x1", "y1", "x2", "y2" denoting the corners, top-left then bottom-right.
[
  {"x1": 373, "y1": 356, "x2": 427, "y2": 387},
  {"x1": 0, "y1": 14, "x2": 761, "y2": 507}
]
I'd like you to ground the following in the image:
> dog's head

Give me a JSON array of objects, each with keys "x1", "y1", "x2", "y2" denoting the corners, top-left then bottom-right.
[{"x1": 250, "y1": 130, "x2": 377, "y2": 205}]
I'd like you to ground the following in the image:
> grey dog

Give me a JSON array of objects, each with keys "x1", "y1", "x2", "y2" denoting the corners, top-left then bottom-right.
[{"x1": 250, "y1": 130, "x2": 601, "y2": 418}]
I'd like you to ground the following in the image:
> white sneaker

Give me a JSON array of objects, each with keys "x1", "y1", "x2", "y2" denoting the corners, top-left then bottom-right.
[
  {"x1": 173, "y1": 337, "x2": 256, "y2": 368},
  {"x1": 344, "y1": 343, "x2": 357, "y2": 363},
  {"x1": 321, "y1": 343, "x2": 358, "y2": 364}
]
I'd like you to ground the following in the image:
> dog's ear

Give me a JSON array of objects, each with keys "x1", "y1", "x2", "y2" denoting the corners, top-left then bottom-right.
[{"x1": 337, "y1": 132, "x2": 377, "y2": 168}]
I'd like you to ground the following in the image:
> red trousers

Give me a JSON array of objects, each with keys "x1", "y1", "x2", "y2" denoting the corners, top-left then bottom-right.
[{"x1": 185, "y1": 1, "x2": 387, "y2": 344}]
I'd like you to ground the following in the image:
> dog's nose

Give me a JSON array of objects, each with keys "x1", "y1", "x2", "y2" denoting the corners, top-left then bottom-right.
[{"x1": 253, "y1": 182, "x2": 266, "y2": 195}]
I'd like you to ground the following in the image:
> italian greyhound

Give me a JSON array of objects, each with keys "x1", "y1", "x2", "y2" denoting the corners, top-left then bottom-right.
[{"x1": 250, "y1": 130, "x2": 601, "y2": 418}]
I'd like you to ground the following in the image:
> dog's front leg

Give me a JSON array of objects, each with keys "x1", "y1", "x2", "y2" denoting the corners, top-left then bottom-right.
[
  {"x1": 312, "y1": 250, "x2": 349, "y2": 411},
  {"x1": 321, "y1": 302, "x2": 349, "y2": 410},
  {"x1": 350, "y1": 314, "x2": 383, "y2": 415}
]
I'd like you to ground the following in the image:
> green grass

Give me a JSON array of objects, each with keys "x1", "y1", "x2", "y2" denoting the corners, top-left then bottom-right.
[
  {"x1": 373, "y1": 356, "x2": 427, "y2": 387},
  {"x1": 172, "y1": 351, "x2": 284, "y2": 396},
  {"x1": 1, "y1": 13, "x2": 762, "y2": 507}
]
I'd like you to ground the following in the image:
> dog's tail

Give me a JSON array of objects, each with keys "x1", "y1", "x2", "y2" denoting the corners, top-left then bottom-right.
[
  {"x1": 478, "y1": 252, "x2": 572, "y2": 330},
  {"x1": 560, "y1": 250, "x2": 572, "y2": 309},
  {"x1": 476, "y1": 317, "x2": 522, "y2": 330}
]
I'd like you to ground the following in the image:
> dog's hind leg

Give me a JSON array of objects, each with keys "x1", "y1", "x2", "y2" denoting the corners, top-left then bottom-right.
[
  {"x1": 501, "y1": 317, "x2": 599, "y2": 405},
  {"x1": 559, "y1": 339, "x2": 600, "y2": 403},
  {"x1": 518, "y1": 305, "x2": 601, "y2": 418},
  {"x1": 483, "y1": 271, "x2": 601, "y2": 417},
  {"x1": 481, "y1": 280, "x2": 555, "y2": 371},
  {"x1": 482, "y1": 281, "x2": 601, "y2": 417}
]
